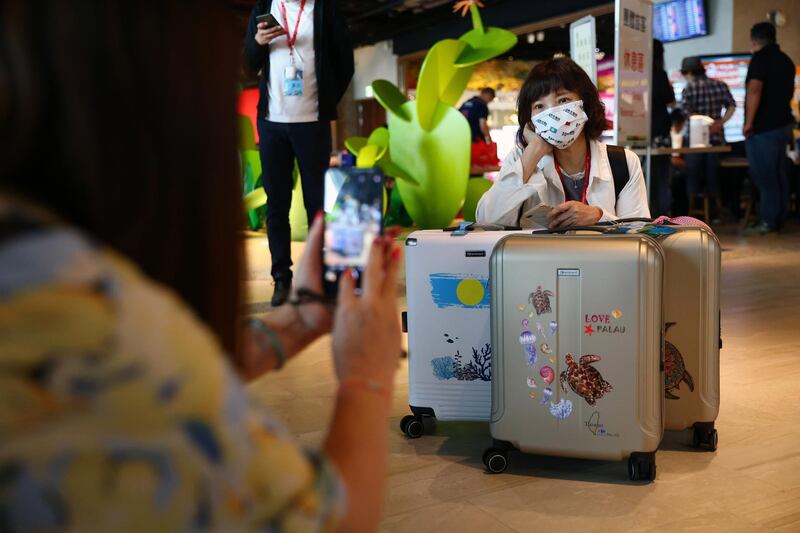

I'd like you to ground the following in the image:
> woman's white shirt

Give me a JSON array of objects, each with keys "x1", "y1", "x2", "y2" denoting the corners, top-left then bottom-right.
[{"x1": 475, "y1": 139, "x2": 651, "y2": 228}]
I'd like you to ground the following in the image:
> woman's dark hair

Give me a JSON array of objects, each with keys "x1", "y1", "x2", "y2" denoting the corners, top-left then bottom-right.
[
  {"x1": 517, "y1": 57, "x2": 607, "y2": 147},
  {"x1": 0, "y1": 1, "x2": 243, "y2": 360}
]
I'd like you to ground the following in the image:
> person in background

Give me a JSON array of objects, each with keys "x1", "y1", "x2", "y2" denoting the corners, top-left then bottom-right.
[
  {"x1": 650, "y1": 39, "x2": 676, "y2": 216},
  {"x1": 742, "y1": 22, "x2": 796, "y2": 235},
  {"x1": 669, "y1": 109, "x2": 689, "y2": 215},
  {"x1": 244, "y1": 0, "x2": 355, "y2": 306},
  {"x1": 680, "y1": 56, "x2": 736, "y2": 221},
  {"x1": 460, "y1": 87, "x2": 496, "y2": 142},
  {"x1": 0, "y1": 1, "x2": 400, "y2": 531}
]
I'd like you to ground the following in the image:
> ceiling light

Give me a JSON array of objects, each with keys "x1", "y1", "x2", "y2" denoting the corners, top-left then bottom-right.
[
  {"x1": 537, "y1": 31, "x2": 546, "y2": 42},
  {"x1": 527, "y1": 33, "x2": 535, "y2": 44}
]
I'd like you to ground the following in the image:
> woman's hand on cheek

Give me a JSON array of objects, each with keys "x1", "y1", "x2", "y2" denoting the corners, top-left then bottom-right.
[
  {"x1": 523, "y1": 124, "x2": 553, "y2": 156},
  {"x1": 547, "y1": 201, "x2": 603, "y2": 229}
]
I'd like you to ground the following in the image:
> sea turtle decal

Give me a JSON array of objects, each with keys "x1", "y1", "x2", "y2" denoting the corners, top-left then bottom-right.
[
  {"x1": 529, "y1": 286, "x2": 553, "y2": 315},
  {"x1": 559, "y1": 353, "x2": 613, "y2": 406},
  {"x1": 664, "y1": 322, "x2": 695, "y2": 400}
]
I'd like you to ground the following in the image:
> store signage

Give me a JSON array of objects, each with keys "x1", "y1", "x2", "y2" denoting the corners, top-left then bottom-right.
[
  {"x1": 570, "y1": 16, "x2": 597, "y2": 86},
  {"x1": 614, "y1": 0, "x2": 652, "y2": 147}
]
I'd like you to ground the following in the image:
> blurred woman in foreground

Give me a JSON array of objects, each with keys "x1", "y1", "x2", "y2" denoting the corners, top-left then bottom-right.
[{"x1": 0, "y1": 1, "x2": 401, "y2": 531}]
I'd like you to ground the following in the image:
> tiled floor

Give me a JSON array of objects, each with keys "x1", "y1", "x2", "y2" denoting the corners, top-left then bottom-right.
[{"x1": 244, "y1": 223, "x2": 800, "y2": 532}]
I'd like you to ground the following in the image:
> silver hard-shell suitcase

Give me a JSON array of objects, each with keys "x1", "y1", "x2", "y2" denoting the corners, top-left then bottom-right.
[
  {"x1": 483, "y1": 232, "x2": 664, "y2": 481},
  {"x1": 657, "y1": 226, "x2": 721, "y2": 446}
]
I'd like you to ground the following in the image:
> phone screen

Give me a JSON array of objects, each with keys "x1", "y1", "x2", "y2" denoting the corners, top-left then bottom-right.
[
  {"x1": 323, "y1": 167, "x2": 385, "y2": 298},
  {"x1": 256, "y1": 13, "x2": 281, "y2": 29}
]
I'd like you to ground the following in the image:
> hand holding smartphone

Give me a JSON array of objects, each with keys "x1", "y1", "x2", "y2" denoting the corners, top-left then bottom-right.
[
  {"x1": 322, "y1": 167, "x2": 385, "y2": 300},
  {"x1": 256, "y1": 13, "x2": 282, "y2": 29}
]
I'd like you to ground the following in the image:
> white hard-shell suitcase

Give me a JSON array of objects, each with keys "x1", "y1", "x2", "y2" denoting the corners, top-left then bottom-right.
[
  {"x1": 400, "y1": 224, "x2": 526, "y2": 438},
  {"x1": 484, "y1": 232, "x2": 664, "y2": 481}
]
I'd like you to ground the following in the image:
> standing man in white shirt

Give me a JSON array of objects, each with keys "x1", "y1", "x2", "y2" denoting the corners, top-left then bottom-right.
[{"x1": 245, "y1": 0, "x2": 354, "y2": 306}]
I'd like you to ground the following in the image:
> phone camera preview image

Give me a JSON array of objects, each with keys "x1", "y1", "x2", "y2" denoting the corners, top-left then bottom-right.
[{"x1": 323, "y1": 167, "x2": 384, "y2": 297}]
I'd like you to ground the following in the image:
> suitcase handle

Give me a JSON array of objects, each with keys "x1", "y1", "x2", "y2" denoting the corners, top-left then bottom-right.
[
  {"x1": 605, "y1": 218, "x2": 678, "y2": 226},
  {"x1": 531, "y1": 226, "x2": 609, "y2": 235},
  {"x1": 443, "y1": 222, "x2": 522, "y2": 234}
]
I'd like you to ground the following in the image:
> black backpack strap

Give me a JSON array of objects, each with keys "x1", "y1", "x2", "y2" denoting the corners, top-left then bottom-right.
[{"x1": 605, "y1": 145, "x2": 630, "y2": 206}]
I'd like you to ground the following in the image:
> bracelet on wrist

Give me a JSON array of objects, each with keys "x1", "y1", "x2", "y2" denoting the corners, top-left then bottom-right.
[
  {"x1": 247, "y1": 319, "x2": 286, "y2": 370},
  {"x1": 338, "y1": 377, "x2": 392, "y2": 402}
]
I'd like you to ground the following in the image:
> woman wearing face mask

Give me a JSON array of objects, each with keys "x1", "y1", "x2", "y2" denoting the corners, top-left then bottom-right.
[{"x1": 476, "y1": 58, "x2": 650, "y2": 229}]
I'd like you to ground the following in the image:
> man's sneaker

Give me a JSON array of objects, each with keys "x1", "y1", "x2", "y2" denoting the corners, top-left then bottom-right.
[
  {"x1": 741, "y1": 221, "x2": 775, "y2": 236},
  {"x1": 271, "y1": 278, "x2": 292, "y2": 307}
]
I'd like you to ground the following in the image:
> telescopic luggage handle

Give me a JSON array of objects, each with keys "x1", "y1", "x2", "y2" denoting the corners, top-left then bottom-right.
[
  {"x1": 444, "y1": 221, "x2": 522, "y2": 236},
  {"x1": 608, "y1": 217, "x2": 678, "y2": 225},
  {"x1": 531, "y1": 225, "x2": 610, "y2": 235}
]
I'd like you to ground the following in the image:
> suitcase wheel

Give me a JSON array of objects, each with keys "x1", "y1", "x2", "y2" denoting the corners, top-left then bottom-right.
[
  {"x1": 628, "y1": 452, "x2": 656, "y2": 482},
  {"x1": 692, "y1": 423, "x2": 718, "y2": 452},
  {"x1": 400, "y1": 415, "x2": 424, "y2": 439},
  {"x1": 482, "y1": 448, "x2": 508, "y2": 474}
]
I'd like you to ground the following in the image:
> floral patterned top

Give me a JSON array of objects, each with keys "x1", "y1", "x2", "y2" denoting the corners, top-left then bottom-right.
[{"x1": 0, "y1": 206, "x2": 343, "y2": 531}]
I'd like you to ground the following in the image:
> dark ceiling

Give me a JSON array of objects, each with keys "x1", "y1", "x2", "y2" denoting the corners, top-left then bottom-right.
[
  {"x1": 232, "y1": 0, "x2": 502, "y2": 48},
  {"x1": 232, "y1": 0, "x2": 612, "y2": 58},
  {"x1": 232, "y1": 0, "x2": 614, "y2": 52}
]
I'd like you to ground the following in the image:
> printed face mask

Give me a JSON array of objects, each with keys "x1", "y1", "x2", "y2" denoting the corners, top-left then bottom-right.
[{"x1": 530, "y1": 100, "x2": 589, "y2": 150}]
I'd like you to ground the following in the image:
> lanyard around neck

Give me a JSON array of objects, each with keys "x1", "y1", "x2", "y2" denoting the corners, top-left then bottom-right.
[
  {"x1": 553, "y1": 148, "x2": 591, "y2": 204},
  {"x1": 279, "y1": 0, "x2": 307, "y2": 62}
]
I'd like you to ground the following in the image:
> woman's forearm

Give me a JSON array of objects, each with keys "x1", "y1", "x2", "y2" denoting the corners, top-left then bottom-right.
[
  {"x1": 520, "y1": 143, "x2": 549, "y2": 183},
  {"x1": 324, "y1": 385, "x2": 393, "y2": 532},
  {"x1": 242, "y1": 306, "x2": 318, "y2": 380}
]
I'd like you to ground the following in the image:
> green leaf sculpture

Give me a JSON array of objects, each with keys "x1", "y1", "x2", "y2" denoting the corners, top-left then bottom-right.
[{"x1": 369, "y1": 2, "x2": 516, "y2": 228}]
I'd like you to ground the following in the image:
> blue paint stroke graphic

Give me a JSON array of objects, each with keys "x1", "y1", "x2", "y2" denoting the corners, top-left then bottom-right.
[{"x1": 428, "y1": 273, "x2": 490, "y2": 309}]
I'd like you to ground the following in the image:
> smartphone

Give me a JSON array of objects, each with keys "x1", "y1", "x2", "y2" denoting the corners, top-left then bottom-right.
[
  {"x1": 323, "y1": 167, "x2": 385, "y2": 300},
  {"x1": 256, "y1": 13, "x2": 282, "y2": 29}
]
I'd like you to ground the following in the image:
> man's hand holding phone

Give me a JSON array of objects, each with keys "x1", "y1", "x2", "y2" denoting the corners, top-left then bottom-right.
[{"x1": 255, "y1": 14, "x2": 285, "y2": 46}]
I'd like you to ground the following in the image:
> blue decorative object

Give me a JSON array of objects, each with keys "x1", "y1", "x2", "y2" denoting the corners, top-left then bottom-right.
[
  {"x1": 431, "y1": 344, "x2": 492, "y2": 381},
  {"x1": 431, "y1": 356, "x2": 456, "y2": 380},
  {"x1": 429, "y1": 273, "x2": 490, "y2": 309}
]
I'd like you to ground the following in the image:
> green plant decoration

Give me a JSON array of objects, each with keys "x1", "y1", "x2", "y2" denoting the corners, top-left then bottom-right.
[
  {"x1": 239, "y1": 115, "x2": 266, "y2": 230},
  {"x1": 368, "y1": 2, "x2": 516, "y2": 228},
  {"x1": 345, "y1": 127, "x2": 413, "y2": 222},
  {"x1": 462, "y1": 177, "x2": 493, "y2": 222}
]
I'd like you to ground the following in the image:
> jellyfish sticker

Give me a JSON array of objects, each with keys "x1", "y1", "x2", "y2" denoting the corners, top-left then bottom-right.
[
  {"x1": 525, "y1": 345, "x2": 538, "y2": 368},
  {"x1": 522, "y1": 319, "x2": 529, "y2": 328},
  {"x1": 519, "y1": 331, "x2": 538, "y2": 367},
  {"x1": 536, "y1": 322, "x2": 544, "y2": 335},
  {"x1": 540, "y1": 387, "x2": 553, "y2": 405},
  {"x1": 519, "y1": 331, "x2": 537, "y2": 346},
  {"x1": 526, "y1": 377, "x2": 537, "y2": 389},
  {"x1": 541, "y1": 343, "x2": 552, "y2": 355},
  {"x1": 550, "y1": 399, "x2": 573, "y2": 420},
  {"x1": 549, "y1": 320, "x2": 558, "y2": 336}
]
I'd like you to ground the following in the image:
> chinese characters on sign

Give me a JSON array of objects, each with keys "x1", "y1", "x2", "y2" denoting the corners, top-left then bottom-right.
[
  {"x1": 623, "y1": 7, "x2": 648, "y2": 33},
  {"x1": 623, "y1": 50, "x2": 646, "y2": 73},
  {"x1": 614, "y1": 0, "x2": 652, "y2": 145}
]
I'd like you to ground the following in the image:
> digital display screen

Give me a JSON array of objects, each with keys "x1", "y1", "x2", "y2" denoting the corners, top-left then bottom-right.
[
  {"x1": 653, "y1": 0, "x2": 708, "y2": 43},
  {"x1": 323, "y1": 167, "x2": 384, "y2": 294}
]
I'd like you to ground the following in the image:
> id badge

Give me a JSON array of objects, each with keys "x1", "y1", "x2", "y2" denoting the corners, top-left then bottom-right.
[{"x1": 283, "y1": 65, "x2": 304, "y2": 97}]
